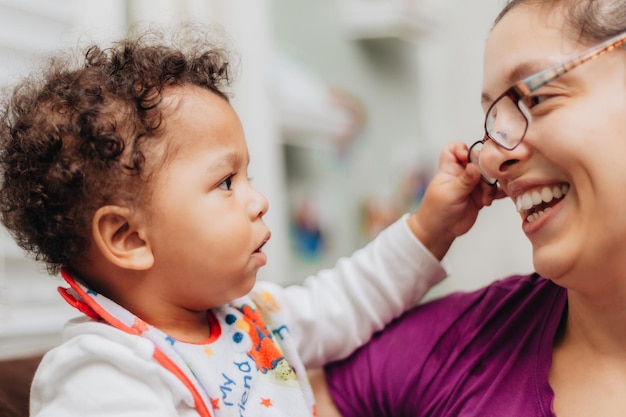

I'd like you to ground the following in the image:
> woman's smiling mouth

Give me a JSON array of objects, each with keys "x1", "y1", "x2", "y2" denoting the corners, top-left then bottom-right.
[{"x1": 514, "y1": 183, "x2": 570, "y2": 223}]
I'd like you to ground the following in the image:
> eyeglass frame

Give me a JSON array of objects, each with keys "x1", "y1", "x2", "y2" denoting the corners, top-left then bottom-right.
[{"x1": 469, "y1": 30, "x2": 626, "y2": 186}]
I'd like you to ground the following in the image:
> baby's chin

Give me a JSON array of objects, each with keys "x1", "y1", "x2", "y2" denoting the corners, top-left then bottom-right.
[{"x1": 238, "y1": 273, "x2": 259, "y2": 297}]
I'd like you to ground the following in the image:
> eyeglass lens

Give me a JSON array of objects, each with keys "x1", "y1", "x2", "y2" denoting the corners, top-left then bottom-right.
[
  {"x1": 485, "y1": 95, "x2": 529, "y2": 150},
  {"x1": 468, "y1": 141, "x2": 498, "y2": 185}
]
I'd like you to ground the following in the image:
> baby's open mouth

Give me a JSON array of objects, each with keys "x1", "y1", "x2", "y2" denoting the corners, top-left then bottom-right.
[{"x1": 254, "y1": 236, "x2": 270, "y2": 253}]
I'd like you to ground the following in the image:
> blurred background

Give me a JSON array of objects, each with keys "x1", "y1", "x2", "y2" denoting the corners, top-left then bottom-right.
[{"x1": 0, "y1": 0, "x2": 532, "y2": 360}]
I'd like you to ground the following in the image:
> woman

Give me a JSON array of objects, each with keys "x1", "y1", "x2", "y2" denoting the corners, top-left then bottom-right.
[{"x1": 314, "y1": 0, "x2": 626, "y2": 416}]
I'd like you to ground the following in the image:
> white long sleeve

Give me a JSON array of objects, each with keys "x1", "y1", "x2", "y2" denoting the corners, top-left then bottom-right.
[{"x1": 253, "y1": 214, "x2": 446, "y2": 368}]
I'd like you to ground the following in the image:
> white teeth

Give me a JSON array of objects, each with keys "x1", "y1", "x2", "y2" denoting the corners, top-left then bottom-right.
[
  {"x1": 531, "y1": 190, "x2": 542, "y2": 205},
  {"x1": 516, "y1": 194, "x2": 530, "y2": 212},
  {"x1": 513, "y1": 184, "x2": 569, "y2": 223},
  {"x1": 526, "y1": 207, "x2": 552, "y2": 223}
]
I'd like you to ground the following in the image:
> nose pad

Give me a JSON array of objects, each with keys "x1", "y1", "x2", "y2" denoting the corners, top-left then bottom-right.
[{"x1": 469, "y1": 141, "x2": 498, "y2": 185}]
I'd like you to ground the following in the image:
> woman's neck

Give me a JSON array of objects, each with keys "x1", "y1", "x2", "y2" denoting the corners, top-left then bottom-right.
[{"x1": 558, "y1": 288, "x2": 626, "y2": 356}]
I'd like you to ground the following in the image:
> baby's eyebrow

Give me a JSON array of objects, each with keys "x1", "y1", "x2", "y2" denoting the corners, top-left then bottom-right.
[{"x1": 206, "y1": 149, "x2": 248, "y2": 172}]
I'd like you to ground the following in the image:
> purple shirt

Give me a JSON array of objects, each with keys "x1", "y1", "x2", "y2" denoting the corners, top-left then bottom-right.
[{"x1": 325, "y1": 274, "x2": 566, "y2": 417}]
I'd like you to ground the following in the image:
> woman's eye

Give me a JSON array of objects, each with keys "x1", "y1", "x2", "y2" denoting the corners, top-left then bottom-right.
[
  {"x1": 524, "y1": 94, "x2": 549, "y2": 108},
  {"x1": 218, "y1": 175, "x2": 233, "y2": 190}
]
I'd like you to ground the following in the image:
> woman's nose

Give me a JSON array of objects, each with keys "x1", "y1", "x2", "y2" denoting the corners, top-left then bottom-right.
[{"x1": 479, "y1": 137, "x2": 531, "y2": 181}]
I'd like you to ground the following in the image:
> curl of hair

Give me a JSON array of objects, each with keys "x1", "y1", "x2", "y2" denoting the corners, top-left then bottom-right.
[{"x1": 0, "y1": 26, "x2": 234, "y2": 274}]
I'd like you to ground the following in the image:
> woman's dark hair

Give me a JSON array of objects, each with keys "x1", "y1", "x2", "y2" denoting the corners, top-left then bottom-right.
[
  {"x1": 0, "y1": 26, "x2": 234, "y2": 274},
  {"x1": 495, "y1": 0, "x2": 626, "y2": 43}
]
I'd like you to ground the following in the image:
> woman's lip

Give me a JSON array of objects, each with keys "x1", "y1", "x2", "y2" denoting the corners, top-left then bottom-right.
[{"x1": 520, "y1": 193, "x2": 565, "y2": 236}]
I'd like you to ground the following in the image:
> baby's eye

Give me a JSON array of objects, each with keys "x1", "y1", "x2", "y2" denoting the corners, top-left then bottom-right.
[{"x1": 218, "y1": 175, "x2": 233, "y2": 191}]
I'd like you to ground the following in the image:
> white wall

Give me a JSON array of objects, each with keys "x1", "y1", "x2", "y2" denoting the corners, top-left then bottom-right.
[{"x1": 271, "y1": 0, "x2": 534, "y2": 295}]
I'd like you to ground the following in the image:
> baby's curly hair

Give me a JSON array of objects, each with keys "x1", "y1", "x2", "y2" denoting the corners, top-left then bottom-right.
[{"x1": 0, "y1": 26, "x2": 234, "y2": 275}]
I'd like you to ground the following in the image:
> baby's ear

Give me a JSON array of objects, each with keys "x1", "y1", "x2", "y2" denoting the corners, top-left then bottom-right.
[{"x1": 92, "y1": 205, "x2": 154, "y2": 270}]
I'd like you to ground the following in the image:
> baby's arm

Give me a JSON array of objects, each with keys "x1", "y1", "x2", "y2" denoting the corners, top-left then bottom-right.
[
  {"x1": 307, "y1": 142, "x2": 501, "y2": 416},
  {"x1": 408, "y1": 141, "x2": 503, "y2": 260},
  {"x1": 259, "y1": 142, "x2": 500, "y2": 368}
]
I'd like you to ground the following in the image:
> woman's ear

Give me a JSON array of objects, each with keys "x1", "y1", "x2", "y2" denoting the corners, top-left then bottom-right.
[{"x1": 92, "y1": 205, "x2": 154, "y2": 270}]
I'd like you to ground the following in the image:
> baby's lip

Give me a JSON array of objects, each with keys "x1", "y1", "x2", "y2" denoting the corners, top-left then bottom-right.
[{"x1": 255, "y1": 232, "x2": 271, "y2": 252}]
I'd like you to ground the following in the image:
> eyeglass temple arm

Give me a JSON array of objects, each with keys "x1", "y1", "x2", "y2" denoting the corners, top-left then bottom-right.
[{"x1": 522, "y1": 34, "x2": 626, "y2": 93}]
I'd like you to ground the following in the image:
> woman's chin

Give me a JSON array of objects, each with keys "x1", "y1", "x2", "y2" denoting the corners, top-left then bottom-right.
[{"x1": 532, "y1": 254, "x2": 569, "y2": 282}]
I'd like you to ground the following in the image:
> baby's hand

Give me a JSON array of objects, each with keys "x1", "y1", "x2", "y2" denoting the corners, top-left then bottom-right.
[{"x1": 406, "y1": 142, "x2": 504, "y2": 260}]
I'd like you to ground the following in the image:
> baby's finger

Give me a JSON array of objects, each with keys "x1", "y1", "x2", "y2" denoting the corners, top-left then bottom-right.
[{"x1": 450, "y1": 141, "x2": 471, "y2": 164}]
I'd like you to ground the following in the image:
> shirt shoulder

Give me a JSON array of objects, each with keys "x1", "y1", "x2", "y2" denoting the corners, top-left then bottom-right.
[
  {"x1": 326, "y1": 274, "x2": 565, "y2": 417},
  {"x1": 31, "y1": 318, "x2": 196, "y2": 417}
]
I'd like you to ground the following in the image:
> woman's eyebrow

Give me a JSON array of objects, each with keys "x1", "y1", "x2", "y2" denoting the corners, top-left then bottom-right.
[
  {"x1": 481, "y1": 59, "x2": 558, "y2": 106},
  {"x1": 507, "y1": 62, "x2": 546, "y2": 85},
  {"x1": 481, "y1": 92, "x2": 493, "y2": 107}
]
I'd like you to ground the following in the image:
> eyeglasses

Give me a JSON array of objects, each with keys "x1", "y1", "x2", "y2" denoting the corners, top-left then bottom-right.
[{"x1": 469, "y1": 31, "x2": 626, "y2": 185}]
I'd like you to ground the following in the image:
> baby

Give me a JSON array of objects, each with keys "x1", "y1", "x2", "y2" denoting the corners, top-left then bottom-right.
[{"x1": 0, "y1": 27, "x2": 495, "y2": 417}]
